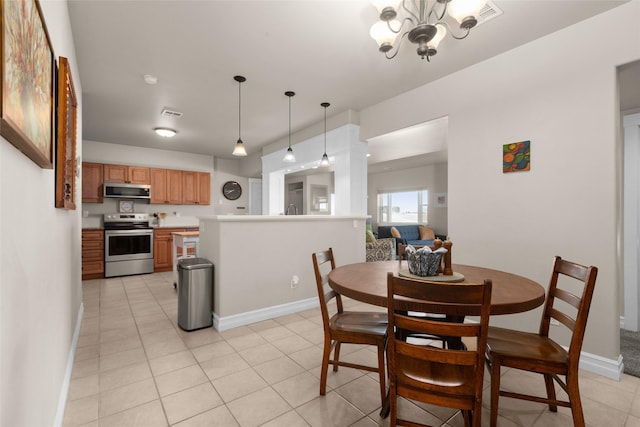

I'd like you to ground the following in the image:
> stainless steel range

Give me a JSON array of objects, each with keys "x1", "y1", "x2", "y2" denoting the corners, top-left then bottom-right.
[{"x1": 104, "y1": 213, "x2": 154, "y2": 278}]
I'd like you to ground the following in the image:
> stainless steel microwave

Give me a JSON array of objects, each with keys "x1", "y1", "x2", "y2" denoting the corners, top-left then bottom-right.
[{"x1": 103, "y1": 182, "x2": 151, "y2": 199}]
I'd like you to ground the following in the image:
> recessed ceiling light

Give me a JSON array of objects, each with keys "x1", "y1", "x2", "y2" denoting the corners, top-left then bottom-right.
[
  {"x1": 143, "y1": 74, "x2": 158, "y2": 85},
  {"x1": 154, "y1": 127, "x2": 176, "y2": 138}
]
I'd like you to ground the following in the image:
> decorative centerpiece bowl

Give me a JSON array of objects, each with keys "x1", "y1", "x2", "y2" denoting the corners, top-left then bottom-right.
[{"x1": 406, "y1": 245, "x2": 448, "y2": 277}]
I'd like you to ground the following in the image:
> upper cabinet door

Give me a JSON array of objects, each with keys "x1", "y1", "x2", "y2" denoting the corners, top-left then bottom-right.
[
  {"x1": 128, "y1": 167, "x2": 150, "y2": 184},
  {"x1": 104, "y1": 164, "x2": 150, "y2": 184},
  {"x1": 197, "y1": 172, "x2": 211, "y2": 205},
  {"x1": 182, "y1": 171, "x2": 210, "y2": 205},
  {"x1": 150, "y1": 168, "x2": 182, "y2": 204},
  {"x1": 82, "y1": 162, "x2": 104, "y2": 203},
  {"x1": 103, "y1": 164, "x2": 127, "y2": 183}
]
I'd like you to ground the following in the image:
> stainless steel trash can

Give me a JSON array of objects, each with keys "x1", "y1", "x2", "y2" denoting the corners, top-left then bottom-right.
[{"x1": 177, "y1": 257, "x2": 213, "y2": 331}]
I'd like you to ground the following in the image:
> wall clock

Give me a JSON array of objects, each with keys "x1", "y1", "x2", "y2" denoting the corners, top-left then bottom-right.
[{"x1": 222, "y1": 181, "x2": 242, "y2": 200}]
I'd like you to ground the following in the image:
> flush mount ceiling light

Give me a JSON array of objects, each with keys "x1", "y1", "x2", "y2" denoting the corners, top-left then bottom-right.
[
  {"x1": 283, "y1": 91, "x2": 296, "y2": 163},
  {"x1": 232, "y1": 75, "x2": 248, "y2": 156},
  {"x1": 370, "y1": 0, "x2": 488, "y2": 60},
  {"x1": 320, "y1": 102, "x2": 330, "y2": 167},
  {"x1": 154, "y1": 127, "x2": 176, "y2": 138}
]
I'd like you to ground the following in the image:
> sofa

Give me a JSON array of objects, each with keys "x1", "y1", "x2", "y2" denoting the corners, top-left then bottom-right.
[{"x1": 377, "y1": 225, "x2": 445, "y2": 252}]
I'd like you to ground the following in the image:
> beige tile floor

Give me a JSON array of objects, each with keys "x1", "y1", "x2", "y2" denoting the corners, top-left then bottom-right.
[{"x1": 63, "y1": 272, "x2": 640, "y2": 427}]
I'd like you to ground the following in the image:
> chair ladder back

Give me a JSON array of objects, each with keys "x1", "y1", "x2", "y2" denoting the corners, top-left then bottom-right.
[
  {"x1": 312, "y1": 248, "x2": 342, "y2": 325},
  {"x1": 386, "y1": 272, "x2": 492, "y2": 426},
  {"x1": 541, "y1": 257, "x2": 599, "y2": 357}
]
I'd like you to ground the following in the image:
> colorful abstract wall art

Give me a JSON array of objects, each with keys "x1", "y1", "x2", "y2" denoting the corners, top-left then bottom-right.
[{"x1": 503, "y1": 140, "x2": 530, "y2": 173}]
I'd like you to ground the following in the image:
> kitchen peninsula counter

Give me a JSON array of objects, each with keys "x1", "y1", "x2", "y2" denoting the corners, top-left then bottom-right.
[{"x1": 197, "y1": 215, "x2": 368, "y2": 331}]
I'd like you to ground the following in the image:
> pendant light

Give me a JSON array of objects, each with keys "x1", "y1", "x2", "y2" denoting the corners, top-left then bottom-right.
[
  {"x1": 283, "y1": 91, "x2": 296, "y2": 163},
  {"x1": 320, "y1": 102, "x2": 330, "y2": 167},
  {"x1": 232, "y1": 75, "x2": 248, "y2": 156}
]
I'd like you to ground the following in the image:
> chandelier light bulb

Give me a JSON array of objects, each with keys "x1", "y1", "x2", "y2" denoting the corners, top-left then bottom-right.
[
  {"x1": 447, "y1": 0, "x2": 488, "y2": 28},
  {"x1": 370, "y1": 20, "x2": 400, "y2": 48},
  {"x1": 426, "y1": 24, "x2": 447, "y2": 52}
]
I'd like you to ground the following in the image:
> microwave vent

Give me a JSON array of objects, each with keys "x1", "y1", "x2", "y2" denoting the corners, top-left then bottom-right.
[{"x1": 161, "y1": 108, "x2": 183, "y2": 118}]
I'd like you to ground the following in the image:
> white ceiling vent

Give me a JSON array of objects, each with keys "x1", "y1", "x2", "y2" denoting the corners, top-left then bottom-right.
[
  {"x1": 477, "y1": 0, "x2": 503, "y2": 26},
  {"x1": 161, "y1": 108, "x2": 183, "y2": 119}
]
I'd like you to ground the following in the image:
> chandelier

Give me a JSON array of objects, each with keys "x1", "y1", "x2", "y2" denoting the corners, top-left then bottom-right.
[{"x1": 370, "y1": 0, "x2": 488, "y2": 60}]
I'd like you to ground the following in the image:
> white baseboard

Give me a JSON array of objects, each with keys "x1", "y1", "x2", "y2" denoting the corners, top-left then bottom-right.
[
  {"x1": 53, "y1": 302, "x2": 84, "y2": 427},
  {"x1": 579, "y1": 350, "x2": 624, "y2": 381},
  {"x1": 213, "y1": 297, "x2": 319, "y2": 331}
]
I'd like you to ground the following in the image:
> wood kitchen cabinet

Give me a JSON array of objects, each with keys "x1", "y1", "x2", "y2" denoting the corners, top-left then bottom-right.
[
  {"x1": 82, "y1": 229, "x2": 104, "y2": 280},
  {"x1": 182, "y1": 171, "x2": 211, "y2": 205},
  {"x1": 153, "y1": 228, "x2": 174, "y2": 272},
  {"x1": 150, "y1": 168, "x2": 182, "y2": 204},
  {"x1": 103, "y1": 164, "x2": 150, "y2": 184},
  {"x1": 154, "y1": 227, "x2": 197, "y2": 272},
  {"x1": 82, "y1": 162, "x2": 104, "y2": 203}
]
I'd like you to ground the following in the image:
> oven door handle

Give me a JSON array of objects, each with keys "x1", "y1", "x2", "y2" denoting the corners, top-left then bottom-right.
[{"x1": 105, "y1": 229, "x2": 154, "y2": 236}]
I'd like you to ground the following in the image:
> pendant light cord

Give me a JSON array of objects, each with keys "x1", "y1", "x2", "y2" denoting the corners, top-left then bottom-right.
[
  {"x1": 288, "y1": 95, "x2": 292, "y2": 149},
  {"x1": 238, "y1": 80, "x2": 242, "y2": 141}
]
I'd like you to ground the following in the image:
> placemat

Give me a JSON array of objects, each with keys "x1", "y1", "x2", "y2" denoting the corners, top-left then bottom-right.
[{"x1": 398, "y1": 269, "x2": 465, "y2": 283}]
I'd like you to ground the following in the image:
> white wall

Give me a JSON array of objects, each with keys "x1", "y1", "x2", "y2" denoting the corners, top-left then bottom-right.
[
  {"x1": 0, "y1": 2, "x2": 83, "y2": 425},
  {"x1": 198, "y1": 215, "x2": 367, "y2": 329},
  {"x1": 213, "y1": 157, "x2": 250, "y2": 215},
  {"x1": 360, "y1": 3, "x2": 640, "y2": 367},
  {"x1": 262, "y1": 123, "x2": 367, "y2": 215},
  {"x1": 368, "y1": 163, "x2": 448, "y2": 235}
]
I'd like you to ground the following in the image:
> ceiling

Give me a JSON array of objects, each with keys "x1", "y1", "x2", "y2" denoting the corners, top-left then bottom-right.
[{"x1": 68, "y1": 1, "x2": 630, "y2": 167}]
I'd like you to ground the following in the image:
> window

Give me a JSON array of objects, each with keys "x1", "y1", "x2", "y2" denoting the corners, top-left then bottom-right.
[{"x1": 378, "y1": 190, "x2": 428, "y2": 224}]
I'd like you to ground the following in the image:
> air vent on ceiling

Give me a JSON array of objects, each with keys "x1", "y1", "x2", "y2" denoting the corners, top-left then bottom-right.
[
  {"x1": 477, "y1": 0, "x2": 502, "y2": 26},
  {"x1": 161, "y1": 108, "x2": 183, "y2": 118}
]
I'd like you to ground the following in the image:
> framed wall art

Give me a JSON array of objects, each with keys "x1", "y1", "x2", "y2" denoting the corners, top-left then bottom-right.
[
  {"x1": 55, "y1": 57, "x2": 77, "y2": 209},
  {"x1": 434, "y1": 193, "x2": 447, "y2": 208},
  {"x1": 503, "y1": 140, "x2": 530, "y2": 173},
  {"x1": 0, "y1": 0, "x2": 55, "y2": 169}
]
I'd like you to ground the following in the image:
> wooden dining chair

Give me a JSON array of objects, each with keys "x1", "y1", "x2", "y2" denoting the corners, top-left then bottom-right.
[
  {"x1": 396, "y1": 242, "x2": 460, "y2": 349},
  {"x1": 485, "y1": 256, "x2": 598, "y2": 427},
  {"x1": 312, "y1": 248, "x2": 388, "y2": 405},
  {"x1": 386, "y1": 272, "x2": 492, "y2": 427}
]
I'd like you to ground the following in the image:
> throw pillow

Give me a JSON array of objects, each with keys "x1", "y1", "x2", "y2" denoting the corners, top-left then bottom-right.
[
  {"x1": 418, "y1": 225, "x2": 435, "y2": 240},
  {"x1": 366, "y1": 230, "x2": 377, "y2": 244},
  {"x1": 390, "y1": 227, "x2": 401, "y2": 238}
]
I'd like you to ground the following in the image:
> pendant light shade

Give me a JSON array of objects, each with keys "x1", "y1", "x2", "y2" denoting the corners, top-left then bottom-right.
[
  {"x1": 232, "y1": 75, "x2": 248, "y2": 156},
  {"x1": 283, "y1": 91, "x2": 296, "y2": 163},
  {"x1": 320, "y1": 102, "x2": 330, "y2": 167}
]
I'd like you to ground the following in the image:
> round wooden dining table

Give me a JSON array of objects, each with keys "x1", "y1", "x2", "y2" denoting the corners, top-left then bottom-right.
[{"x1": 328, "y1": 261, "x2": 545, "y2": 315}]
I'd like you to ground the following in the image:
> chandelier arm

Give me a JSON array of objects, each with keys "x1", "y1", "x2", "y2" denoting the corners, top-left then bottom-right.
[
  {"x1": 386, "y1": 16, "x2": 414, "y2": 34},
  {"x1": 437, "y1": 20, "x2": 471, "y2": 40},
  {"x1": 429, "y1": 0, "x2": 447, "y2": 22},
  {"x1": 383, "y1": 30, "x2": 411, "y2": 59},
  {"x1": 400, "y1": 0, "x2": 420, "y2": 24}
]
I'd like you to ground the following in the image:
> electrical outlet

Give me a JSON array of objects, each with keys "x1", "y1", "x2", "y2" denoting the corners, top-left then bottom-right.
[
  {"x1": 550, "y1": 318, "x2": 560, "y2": 326},
  {"x1": 290, "y1": 275, "x2": 299, "y2": 289}
]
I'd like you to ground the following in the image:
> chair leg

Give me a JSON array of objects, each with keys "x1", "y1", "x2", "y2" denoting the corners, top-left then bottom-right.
[
  {"x1": 377, "y1": 343, "x2": 386, "y2": 405},
  {"x1": 389, "y1": 382, "x2": 397, "y2": 427},
  {"x1": 462, "y1": 409, "x2": 471, "y2": 427},
  {"x1": 543, "y1": 374, "x2": 558, "y2": 412},
  {"x1": 332, "y1": 342, "x2": 341, "y2": 372},
  {"x1": 567, "y1": 374, "x2": 586, "y2": 427},
  {"x1": 320, "y1": 338, "x2": 332, "y2": 395},
  {"x1": 489, "y1": 359, "x2": 501, "y2": 427}
]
